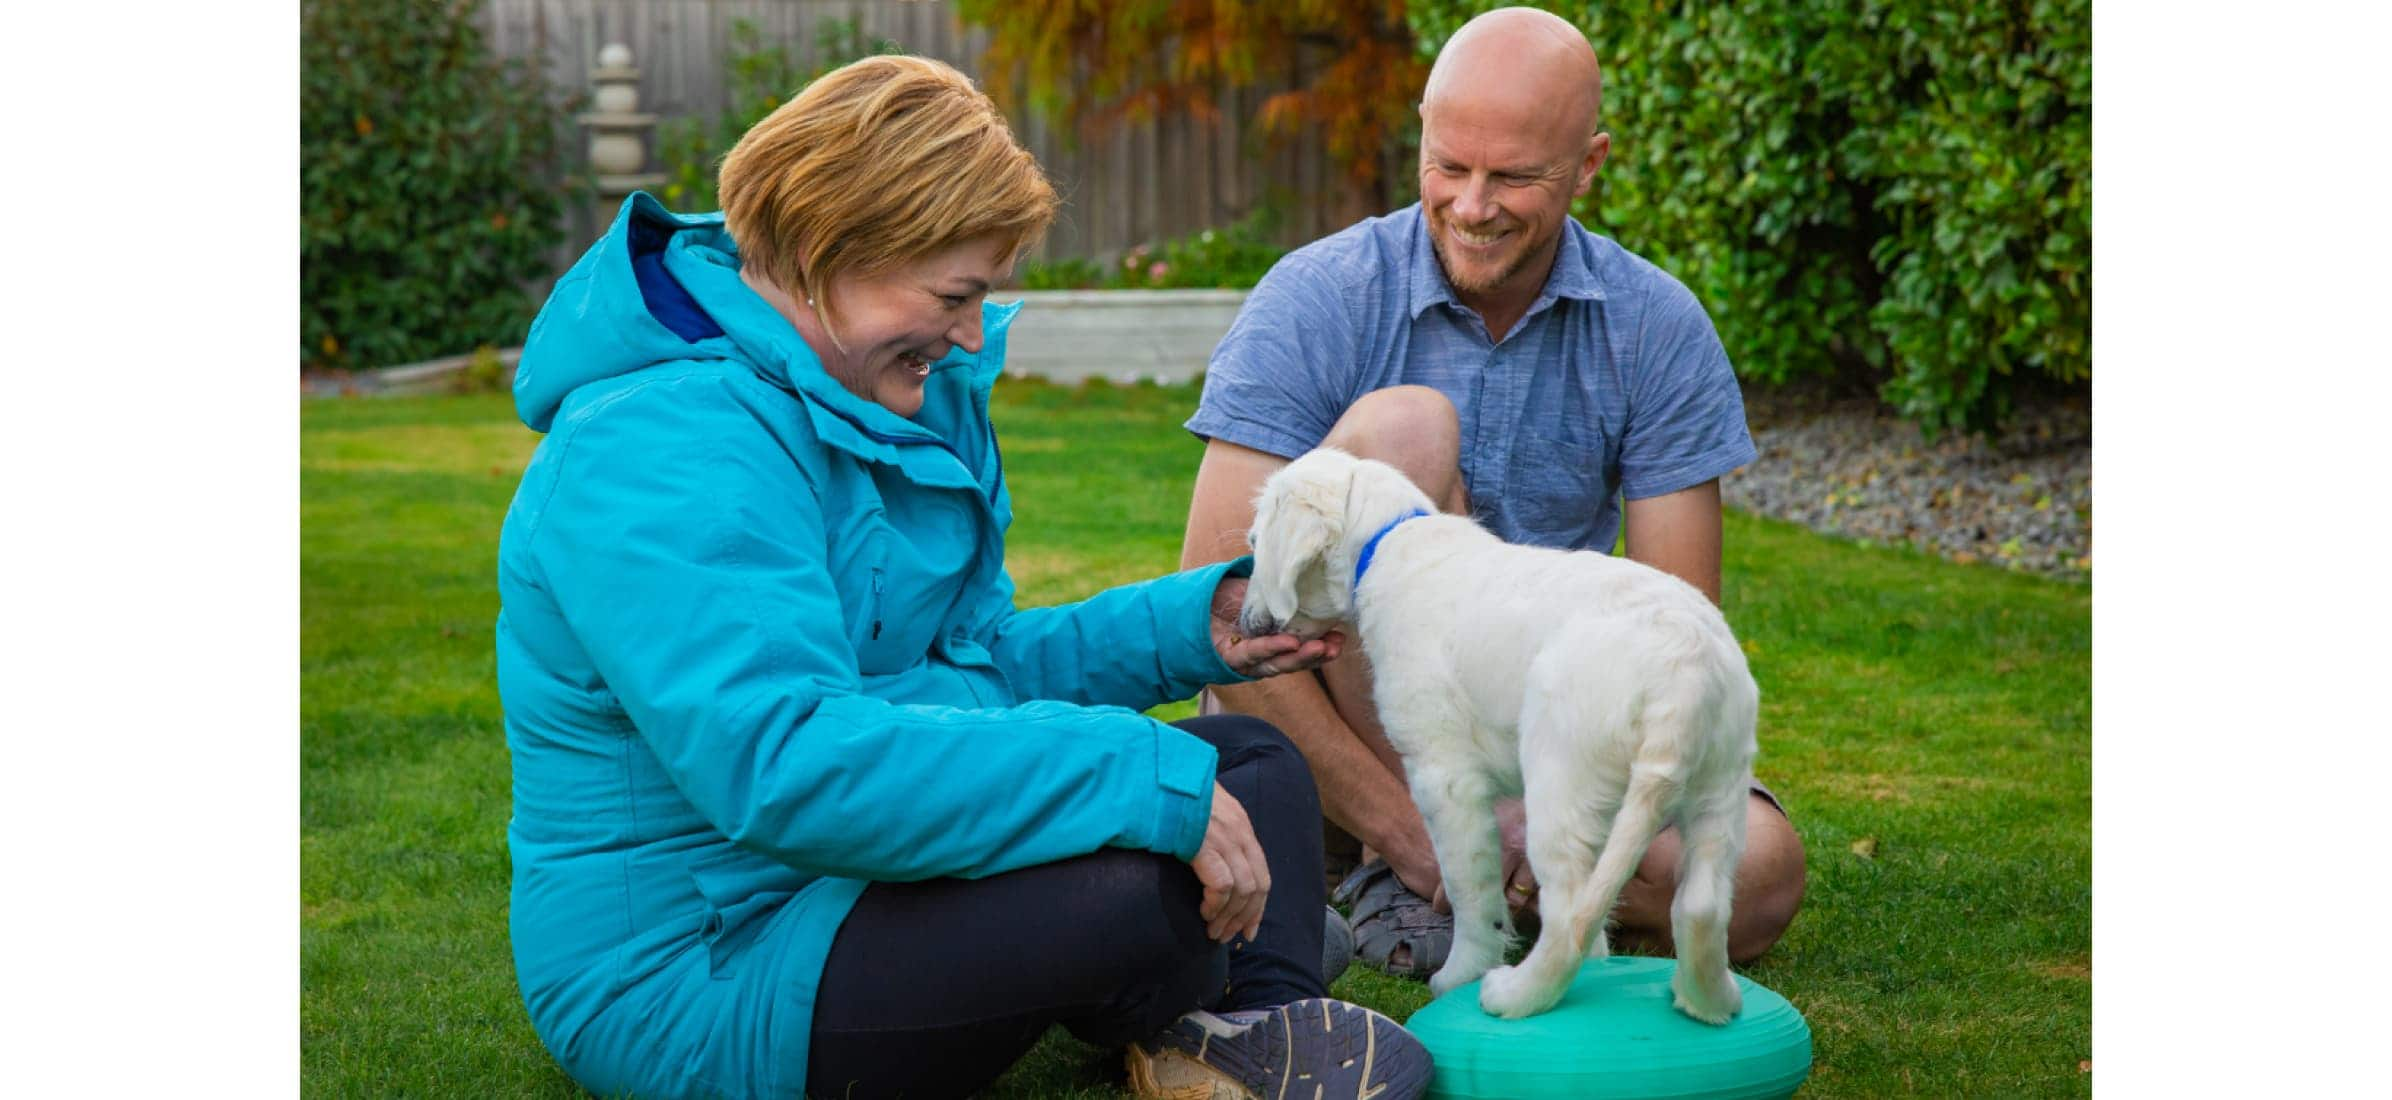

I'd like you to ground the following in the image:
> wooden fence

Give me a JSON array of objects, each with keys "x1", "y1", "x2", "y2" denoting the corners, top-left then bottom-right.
[{"x1": 478, "y1": 0, "x2": 1386, "y2": 265}]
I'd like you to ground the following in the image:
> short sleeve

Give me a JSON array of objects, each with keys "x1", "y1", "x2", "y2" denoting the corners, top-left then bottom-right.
[
  {"x1": 1617, "y1": 279, "x2": 1758, "y2": 500},
  {"x1": 1184, "y1": 252, "x2": 1361, "y2": 459}
]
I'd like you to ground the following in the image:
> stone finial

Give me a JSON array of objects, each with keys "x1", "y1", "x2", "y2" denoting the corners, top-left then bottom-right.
[{"x1": 580, "y1": 42, "x2": 666, "y2": 198}]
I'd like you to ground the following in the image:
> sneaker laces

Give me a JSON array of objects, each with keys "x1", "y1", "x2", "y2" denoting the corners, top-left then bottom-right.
[{"x1": 1178, "y1": 1007, "x2": 1270, "y2": 1038}]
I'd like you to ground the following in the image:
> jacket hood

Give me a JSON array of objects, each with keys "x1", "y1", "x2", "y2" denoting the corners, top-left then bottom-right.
[{"x1": 513, "y1": 192, "x2": 1019, "y2": 436}]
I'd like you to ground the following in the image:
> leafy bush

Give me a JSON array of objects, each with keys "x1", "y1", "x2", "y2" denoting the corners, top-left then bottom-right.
[
  {"x1": 1019, "y1": 208, "x2": 1288, "y2": 290},
  {"x1": 300, "y1": 0, "x2": 582, "y2": 371},
  {"x1": 1016, "y1": 257, "x2": 1109, "y2": 291},
  {"x1": 1409, "y1": 1, "x2": 2090, "y2": 436},
  {"x1": 655, "y1": 19, "x2": 901, "y2": 214}
]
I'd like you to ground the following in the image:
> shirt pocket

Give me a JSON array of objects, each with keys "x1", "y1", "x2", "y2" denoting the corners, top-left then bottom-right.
[{"x1": 1504, "y1": 431, "x2": 1609, "y2": 549}]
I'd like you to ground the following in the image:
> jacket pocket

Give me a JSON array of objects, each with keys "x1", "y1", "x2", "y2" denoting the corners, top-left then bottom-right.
[
  {"x1": 847, "y1": 525, "x2": 906, "y2": 674},
  {"x1": 688, "y1": 847, "x2": 810, "y2": 979},
  {"x1": 868, "y1": 566, "x2": 886, "y2": 644}
]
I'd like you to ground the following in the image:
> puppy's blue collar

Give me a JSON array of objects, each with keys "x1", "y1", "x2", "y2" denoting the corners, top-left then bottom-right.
[{"x1": 1353, "y1": 509, "x2": 1432, "y2": 592}]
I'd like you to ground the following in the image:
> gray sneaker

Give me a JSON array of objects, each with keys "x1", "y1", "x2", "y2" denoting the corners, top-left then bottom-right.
[{"x1": 1124, "y1": 998, "x2": 1433, "y2": 1100}]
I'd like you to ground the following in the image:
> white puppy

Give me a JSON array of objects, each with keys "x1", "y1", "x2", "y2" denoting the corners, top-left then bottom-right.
[{"x1": 1239, "y1": 448, "x2": 1759, "y2": 1023}]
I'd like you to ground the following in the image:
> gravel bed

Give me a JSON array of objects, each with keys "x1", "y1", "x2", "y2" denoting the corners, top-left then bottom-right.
[{"x1": 1725, "y1": 383, "x2": 2090, "y2": 580}]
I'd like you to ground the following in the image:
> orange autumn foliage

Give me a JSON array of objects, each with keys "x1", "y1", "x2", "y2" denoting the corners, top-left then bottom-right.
[{"x1": 958, "y1": 0, "x2": 1425, "y2": 201}]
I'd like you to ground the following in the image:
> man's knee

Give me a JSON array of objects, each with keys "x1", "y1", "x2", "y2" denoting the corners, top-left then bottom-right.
[
  {"x1": 1613, "y1": 795, "x2": 1806, "y2": 963},
  {"x1": 1321, "y1": 387, "x2": 1465, "y2": 508},
  {"x1": 1727, "y1": 802, "x2": 1805, "y2": 963}
]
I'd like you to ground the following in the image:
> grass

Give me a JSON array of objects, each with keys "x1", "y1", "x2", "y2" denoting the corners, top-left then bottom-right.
[{"x1": 301, "y1": 381, "x2": 2089, "y2": 1097}]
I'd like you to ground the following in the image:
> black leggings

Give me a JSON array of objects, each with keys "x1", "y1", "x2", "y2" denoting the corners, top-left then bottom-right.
[{"x1": 803, "y1": 715, "x2": 1328, "y2": 1100}]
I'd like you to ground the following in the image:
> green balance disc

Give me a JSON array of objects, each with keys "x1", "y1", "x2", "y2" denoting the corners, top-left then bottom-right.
[{"x1": 1404, "y1": 957, "x2": 1812, "y2": 1100}]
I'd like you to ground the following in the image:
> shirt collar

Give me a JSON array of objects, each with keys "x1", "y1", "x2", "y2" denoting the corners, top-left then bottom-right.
[{"x1": 1405, "y1": 203, "x2": 1608, "y2": 322}]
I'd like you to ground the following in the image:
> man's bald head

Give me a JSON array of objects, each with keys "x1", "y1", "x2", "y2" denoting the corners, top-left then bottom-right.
[
  {"x1": 1421, "y1": 7, "x2": 1603, "y2": 138},
  {"x1": 1412, "y1": 7, "x2": 1611, "y2": 326}
]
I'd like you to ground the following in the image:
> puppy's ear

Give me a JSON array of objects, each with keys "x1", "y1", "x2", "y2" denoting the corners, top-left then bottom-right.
[
  {"x1": 1341, "y1": 460, "x2": 1397, "y2": 536},
  {"x1": 1250, "y1": 485, "x2": 1337, "y2": 625}
]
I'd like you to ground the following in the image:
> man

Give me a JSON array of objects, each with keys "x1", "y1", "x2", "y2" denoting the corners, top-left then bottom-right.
[{"x1": 1178, "y1": 6, "x2": 1806, "y2": 980}]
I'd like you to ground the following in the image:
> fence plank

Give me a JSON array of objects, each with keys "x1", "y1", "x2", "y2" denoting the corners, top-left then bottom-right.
[{"x1": 475, "y1": 0, "x2": 1365, "y2": 267}]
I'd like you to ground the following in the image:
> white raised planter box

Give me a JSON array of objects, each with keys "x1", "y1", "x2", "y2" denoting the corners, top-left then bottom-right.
[
  {"x1": 998, "y1": 288, "x2": 1247, "y2": 385},
  {"x1": 305, "y1": 289, "x2": 1248, "y2": 396}
]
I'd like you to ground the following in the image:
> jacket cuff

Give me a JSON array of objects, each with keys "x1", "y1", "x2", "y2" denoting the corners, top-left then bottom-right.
[
  {"x1": 1146, "y1": 722, "x2": 1219, "y2": 860},
  {"x1": 1150, "y1": 556, "x2": 1258, "y2": 689}
]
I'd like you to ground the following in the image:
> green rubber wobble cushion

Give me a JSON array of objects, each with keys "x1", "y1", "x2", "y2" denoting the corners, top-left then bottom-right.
[{"x1": 1404, "y1": 957, "x2": 1812, "y2": 1100}]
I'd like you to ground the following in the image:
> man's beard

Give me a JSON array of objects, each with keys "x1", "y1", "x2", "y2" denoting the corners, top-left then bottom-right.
[{"x1": 1428, "y1": 213, "x2": 1539, "y2": 298}]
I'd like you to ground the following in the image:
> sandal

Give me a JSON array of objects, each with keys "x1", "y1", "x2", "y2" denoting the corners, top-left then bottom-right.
[
  {"x1": 1330, "y1": 859, "x2": 1452, "y2": 980},
  {"x1": 1322, "y1": 904, "x2": 1356, "y2": 981}
]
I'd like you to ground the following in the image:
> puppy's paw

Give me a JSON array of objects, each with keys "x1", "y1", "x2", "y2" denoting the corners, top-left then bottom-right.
[
  {"x1": 1428, "y1": 949, "x2": 1498, "y2": 997},
  {"x1": 1478, "y1": 964, "x2": 1566, "y2": 1019},
  {"x1": 1670, "y1": 966, "x2": 1743, "y2": 1025}
]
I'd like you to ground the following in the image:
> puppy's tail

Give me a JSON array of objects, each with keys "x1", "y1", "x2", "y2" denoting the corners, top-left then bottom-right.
[
  {"x1": 1560, "y1": 755, "x2": 1683, "y2": 960},
  {"x1": 1501, "y1": 747, "x2": 1682, "y2": 1011}
]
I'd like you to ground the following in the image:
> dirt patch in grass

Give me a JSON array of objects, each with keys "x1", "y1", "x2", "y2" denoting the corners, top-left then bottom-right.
[
  {"x1": 1808, "y1": 770, "x2": 2007, "y2": 805},
  {"x1": 2034, "y1": 956, "x2": 2092, "y2": 981}
]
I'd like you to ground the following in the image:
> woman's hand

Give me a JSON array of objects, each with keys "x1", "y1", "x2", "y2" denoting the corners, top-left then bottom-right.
[
  {"x1": 1190, "y1": 782, "x2": 1270, "y2": 942},
  {"x1": 1210, "y1": 575, "x2": 1344, "y2": 678}
]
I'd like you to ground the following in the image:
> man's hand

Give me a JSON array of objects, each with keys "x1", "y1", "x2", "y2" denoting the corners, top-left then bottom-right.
[
  {"x1": 1190, "y1": 782, "x2": 1270, "y2": 942},
  {"x1": 1496, "y1": 798, "x2": 1538, "y2": 916},
  {"x1": 1211, "y1": 575, "x2": 1345, "y2": 678},
  {"x1": 1413, "y1": 799, "x2": 1538, "y2": 918}
]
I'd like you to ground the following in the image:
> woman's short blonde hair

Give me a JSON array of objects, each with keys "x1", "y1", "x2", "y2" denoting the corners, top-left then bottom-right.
[{"x1": 718, "y1": 55, "x2": 1058, "y2": 335}]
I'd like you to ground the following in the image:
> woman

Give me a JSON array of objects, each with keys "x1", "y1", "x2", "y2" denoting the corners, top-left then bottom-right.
[{"x1": 495, "y1": 56, "x2": 1432, "y2": 1100}]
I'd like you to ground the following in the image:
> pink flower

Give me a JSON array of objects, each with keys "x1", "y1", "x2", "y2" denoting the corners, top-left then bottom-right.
[{"x1": 1148, "y1": 261, "x2": 1169, "y2": 282}]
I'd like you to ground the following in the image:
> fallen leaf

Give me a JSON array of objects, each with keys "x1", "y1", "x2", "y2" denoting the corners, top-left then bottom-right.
[
  {"x1": 1850, "y1": 837, "x2": 1878, "y2": 859},
  {"x1": 2079, "y1": 1060, "x2": 2091, "y2": 1073}
]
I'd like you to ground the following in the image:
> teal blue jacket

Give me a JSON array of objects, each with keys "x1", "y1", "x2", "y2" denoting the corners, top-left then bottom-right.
[{"x1": 496, "y1": 195, "x2": 1246, "y2": 1097}]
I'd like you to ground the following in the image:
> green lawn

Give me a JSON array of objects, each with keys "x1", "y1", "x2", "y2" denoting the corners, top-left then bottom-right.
[{"x1": 301, "y1": 382, "x2": 2090, "y2": 1097}]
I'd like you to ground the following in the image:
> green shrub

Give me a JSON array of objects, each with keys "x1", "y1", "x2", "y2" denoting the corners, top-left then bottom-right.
[
  {"x1": 1018, "y1": 208, "x2": 1288, "y2": 290},
  {"x1": 300, "y1": 0, "x2": 582, "y2": 371},
  {"x1": 1016, "y1": 256, "x2": 1109, "y2": 291},
  {"x1": 655, "y1": 19, "x2": 901, "y2": 214},
  {"x1": 1409, "y1": 1, "x2": 2090, "y2": 437}
]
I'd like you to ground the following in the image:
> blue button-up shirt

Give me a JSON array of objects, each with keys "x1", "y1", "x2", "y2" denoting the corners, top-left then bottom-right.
[{"x1": 1186, "y1": 204, "x2": 1755, "y2": 552}]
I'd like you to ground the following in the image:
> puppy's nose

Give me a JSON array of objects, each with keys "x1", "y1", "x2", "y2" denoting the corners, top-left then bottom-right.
[{"x1": 1239, "y1": 609, "x2": 1280, "y2": 638}]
